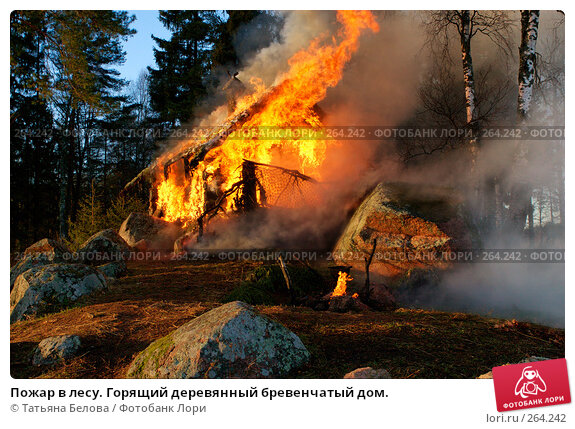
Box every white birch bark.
[517,11,540,121]
[460,11,478,125]
[458,11,479,171]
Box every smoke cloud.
[176,11,564,327]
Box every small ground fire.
[331,271,353,297]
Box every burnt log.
[237,160,259,212]
[148,185,159,216]
[361,238,377,301]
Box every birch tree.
[459,10,479,166]
[425,11,512,169]
[423,11,513,232]
[517,11,540,122]
[507,11,540,239]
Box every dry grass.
[10,260,565,379]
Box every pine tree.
[105,195,147,231]
[210,11,261,68]
[66,181,106,249]
[47,11,135,234]
[148,11,215,126]
[11,11,59,249]
[11,11,137,248]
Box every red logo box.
[492,358,571,412]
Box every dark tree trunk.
[67,109,78,223]
[59,100,76,238]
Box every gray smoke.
[187,11,565,327]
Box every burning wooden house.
[122,11,379,242]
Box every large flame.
[156,11,379,226]
[332,271,353,297]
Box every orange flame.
[332,271,353,297]
[156,11,379,227]
[157,165,205,225]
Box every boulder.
[10,264,107,323]
[127,301,310,379]
[367,283,396,310]
[333,182,475,278]
[97,260,127,280]
[344,367,392,379]
[119,212,181,250]
[77,229,131,264]
[23,238,71,258]
[10,239,71,290]
[32,335,81,366]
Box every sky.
[117,10,171,83]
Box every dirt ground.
[10,259,565,379]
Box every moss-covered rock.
[10,239,72,290]
[97,260,128,280]
[223,264,328,305]
[10,263,107,323]
[119,212,181,250]
[32,335,81,366]
[77,229,131,264]
[126,301,310,379]
[223,282,275,305]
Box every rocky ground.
[10,259,565,379]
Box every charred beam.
[238,160,259,212]
[361,238,377,302]
[196,180,243,242]
[148,185,159,216]
[183,158,191,178]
